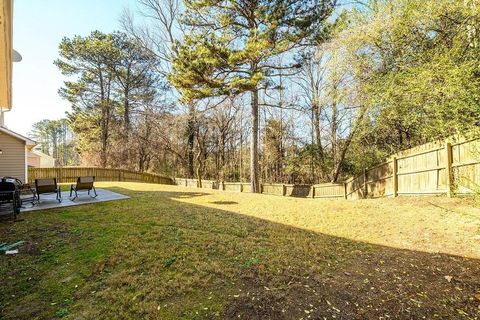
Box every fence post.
[363,168,368,199]
[445,142,453,197]
[282,184,286,196]
[392,156,398,197]
[344,182,347,199]
[311,185,315,198]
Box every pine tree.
[169,0,336,192]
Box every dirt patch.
[222,249,480,319]
[23,242,41,255]
[223,289,287,319]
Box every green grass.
[1,182,479,319]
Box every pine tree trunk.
[219,129,227,182]
[239,119,244,182]
[124,94,130,132]
[101,104,109,168]
[123,67,131,133]
[186,103,196,178]
[52,135,58,162]
[330,100,337,182]
[250,89,260,193]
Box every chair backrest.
[76,176,95,190]
[35,178,58,194]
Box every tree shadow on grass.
[0,186,479,320]
[209,201,239,205]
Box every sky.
[7,0,137,136]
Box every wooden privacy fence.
[29,137,478,199]
[28,167,174,185]
[174,136,480,199]
[344,137,480,199]
[173,178,349,199]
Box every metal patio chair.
[35,178,62,203]
[70,176,97,201]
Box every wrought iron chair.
[70,176,97,200]
[35,178,62,203]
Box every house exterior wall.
[27,153,40,167]
[39,154,55,167]
[27,151,56,168]
[0,130,26,182]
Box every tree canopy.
[49,0,480,184]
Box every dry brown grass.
[0,182,479,319]
[133,182,480,259]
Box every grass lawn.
[1,182,479,319]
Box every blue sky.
[7,0,137,135]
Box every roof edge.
[0,126,36,145]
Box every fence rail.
[28,167,174,185]
[173,136,480,199]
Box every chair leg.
[57,189,62,203]
[92,187,98,198]
[31,189,38,206]
[71,189,77,201]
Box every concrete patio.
[20,188,129,212]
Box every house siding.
[0,131,26,182]
[27,150,55,168]
[27,153,40,167]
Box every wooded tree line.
[52,0,480,189]
[30,119,78,166]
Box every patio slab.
[20,188,130,212]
